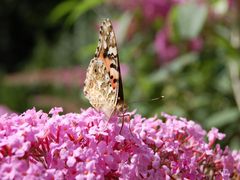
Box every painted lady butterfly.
[83,19,127,119]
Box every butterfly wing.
[84,19,124,118]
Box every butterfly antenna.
[119,96,164,135]
[128,96,165,104]
[151,96,165,101]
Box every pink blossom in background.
[154,28,179,63]
[114,0,207,64]
[0,105,13,116]
[189,37,203,52]
[0,107,239,179]
[142,0,172,20]
[228,0,233,7]
[120,0,186,21]
[4,67,86,88]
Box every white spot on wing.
[103,41,107,49]
[109,47,117,56]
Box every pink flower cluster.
[0,107,239,179]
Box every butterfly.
[83,19,127,119]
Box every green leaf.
[149,52,198,83]
[173,1,207,39]
[48,0,103,25]
[66,0,104,25]
[48,1,78,24]
[205,108,240,128]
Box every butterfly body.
[84,19,126,119]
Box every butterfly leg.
[119,113,133,136]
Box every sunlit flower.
[0,107,239,179]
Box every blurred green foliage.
[0,0,240,149]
